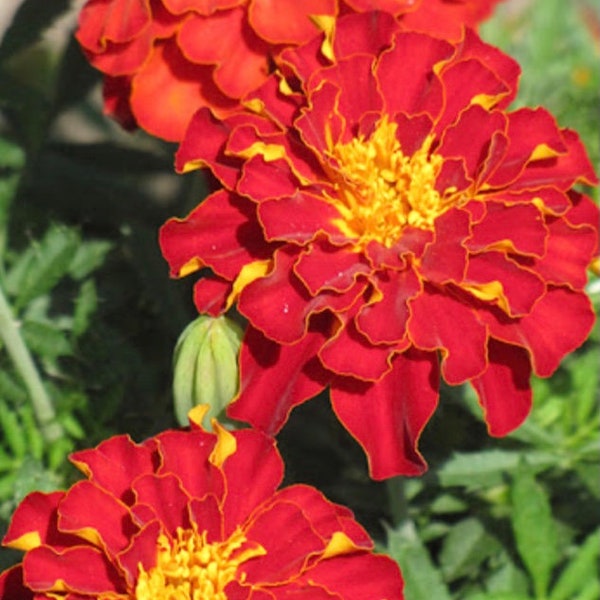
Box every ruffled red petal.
[164,0,244,14]
[83,33,153,75]
[257,192,344,244]
[228,324,330,434]
[155,429,224,500]
[297,550,404,600]
[160,190,274,281]
[467,201,548,257]
[219,430,284,536]
[376,31,452,118]
[486,108,569,188]
[319,317,397,381]
[465,251,545,317]
[116,520,163,589]
[57,482,137,556]
[239,156,304,201]
[248,0,336,45]
[522,216,597,290]
[69,434,156,504]
[438,105,507,182]
[268,485,371,549]
[400,0,499,38]
[131,41,237,142]
[471,339,532,436]
[356,268,420,345]
[102,75,137,130]
[408,288,488,384]
[331,349,439,479]
[434,59,511,134]
[480,287,595,377]
[193,276,231,316]
[187,495,224,543]
[76,0,151,51]
[418,208,471,284]
[23,546,125,596]
[239,247,368,344]
[294,239,371,295]
[242,501,325,583]
[3,492,67,550]
[0,565,32,600]
[178,8,270,97]
[131,473,192,534]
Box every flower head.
[76,0,505,141]
[0,406,403,598]
[160,13,599,479]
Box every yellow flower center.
[325,116,457,248]
[135,527,265,600]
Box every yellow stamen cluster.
[326,116,457,248]
[135,527,265,600]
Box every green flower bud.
[172,315,243,427]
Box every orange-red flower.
[0,406,403,599]
[76,0,505,141]
[160,13,599,479]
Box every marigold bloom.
[0,406,403,599]
[75,0,504,141]
[160,12,599,479]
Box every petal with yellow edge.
[1,415,402,597]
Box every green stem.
[386,476,409,526]
[0,283,63,443]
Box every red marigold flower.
[75,0,504,141]
[0,406,403,599]
[160,12,599,479]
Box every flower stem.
[0,284,63,443]
[386,476,409,526]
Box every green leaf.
[0,447,16,472]
[68,240,113,280]
[21,319,72,359]
[19,405,44,461]
[572,579,600,600]
[58,413,85,440]
[511,467,559,599]
[429,493,468,514]
[0,471,18,502]
[0,370,27,403]
[47,436,74,471]
[3,245,35,297]
[0,400,26,458]
[439,517,500,582]
[385,520,452,600]
[465,593,532,600]
[12,456,62,504]
[0,0,71,63]
[0,136,23,252]
[439,450,557,490]
[549,529,600,600]
[571,350,599,429]
[12,224,80,310]
[485,551,531,597]
[575,462,600,499]
[0,173,21,223]
[0,136,26,170]
[72,279,98,338]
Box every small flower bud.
[173,315,243,427]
